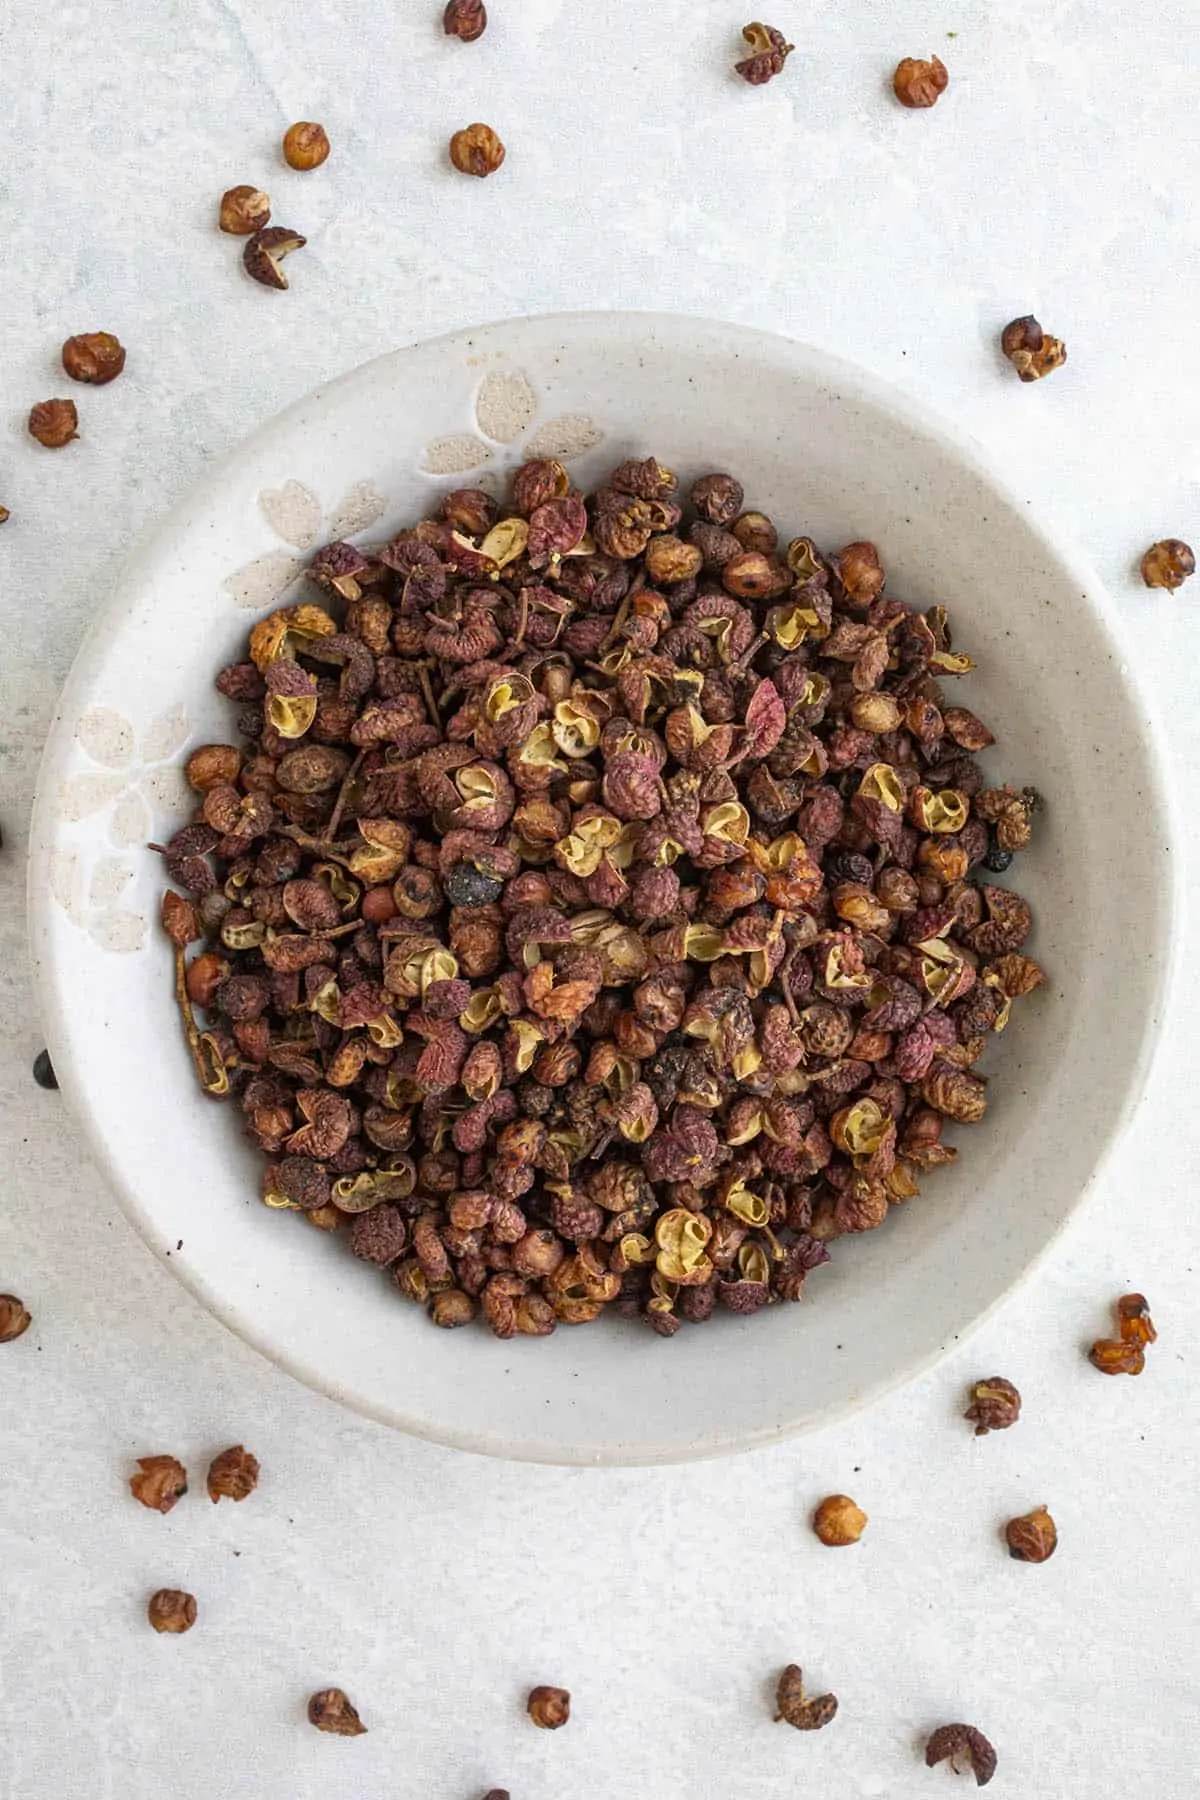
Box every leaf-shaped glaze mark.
[258,481,323,550]
[474,370,537,444]
[420,434,493,476]
[76,708,135,769]
[109,788,151,847]
[143,765,192,819]
[88,909,146,954]
[89,856,134,907]
[140,704,190,765]
[328,480,386,541]
[59,773,128,822]
[221,550,307,611]
[48,849,86,923]
[524,414,605,461]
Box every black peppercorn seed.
[984,837,1014,873]
[443,862,504,906]
[32,1049,58,1090]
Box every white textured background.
[2,2,1198,1795]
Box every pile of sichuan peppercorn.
[156,454,1044,1339]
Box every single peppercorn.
[206,1444,260,1502]
[1004,1503,1057,1563]
[964,1376,1021,1434]
[812,1493,868,1545]
[527,1685,570,1729]
[735,21,794,85]
[449,122,506,176]
[0,504,9,525]
[32,1049,58,1090]
[774,1664,838,1731]
[1000,315,1067,382]
[283,122,330,170]
[893,55,949,108]
[982,834,1013,874]
[0,1295,32,1342]
[219,185,271,235]
[61,332,126,385]
[1116,1292,1157,1347]
[1140,539,1195,592]
[242,227,307,290]
[129,1455,188,1514]
[28,400,78,448]
[148,1588,197,1634]
[444,0,487,39]
[924,1723,997,1787]
[308,1688,367,1736]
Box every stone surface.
[0,4,1196,1797]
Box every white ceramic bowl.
[29,313,1175,1465]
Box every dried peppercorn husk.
[159,457,1042,1339]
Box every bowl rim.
[27,310,1181,1464]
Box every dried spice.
[1140,539,1195,592]
[1089,1291,1155,1374]
[1000,316,1066,383]
[129,1455,188,1514]
[61,332,126,384]
[964,1376,1021,1435]
[219,185,271,234]
[449,123,506,176]
[924,1723,997,1786]
[527,1685,571,1729]
[0,505,9,525]
[206,1443,260,1502]
[812,1493,867,1545]
[243,227,307,289]
[148,1588,198,1633]
[735,22,794,85]
[1004,1503,1057,1562]
[308,1688,367,1736]
[444,0,487,39]
[160,458,1041,1340]
[283,122,331,170]
[774,1664,837,1731]
[28,400,78,448]
[0,1295,32,1342]
[893,55,949,108]
[32,1049,58,1090]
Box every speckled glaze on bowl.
[28,313,1176,1465]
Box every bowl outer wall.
[27,312,1177,1465]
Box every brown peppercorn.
[206,1444,260,1503]
[527,1685,570,1729]
[219,184,271,235]
[129,1454,188,1514]
[1000,315,1067,382]
[925,1723,997,1787]
[812,1493,868,1546]
[1140,538,1195,592]
[242,226,307,290]
[431,1288,476,1327]
[735,21,794,86]
[283,122,330,170]
[1004,1503,1057,1563]
[774,1664,838,1731]
[964,1376,1021,1435]
[0,504,9,525]
[308,1688,367,1736]
[449,122,506,176]
[0,1294,32,1342]
[1088,1337,1144,1376]
[444,0,487,39]
[893,55,949,108]
[1090,1291,1156,1372]
[147,1588,197,1634]
[28,399,79,448]
[61,332,126,385]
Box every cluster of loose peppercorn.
[156,451,1047,1340]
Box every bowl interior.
[28,314,1174,1464]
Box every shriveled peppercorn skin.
[160,453,1041,1338]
